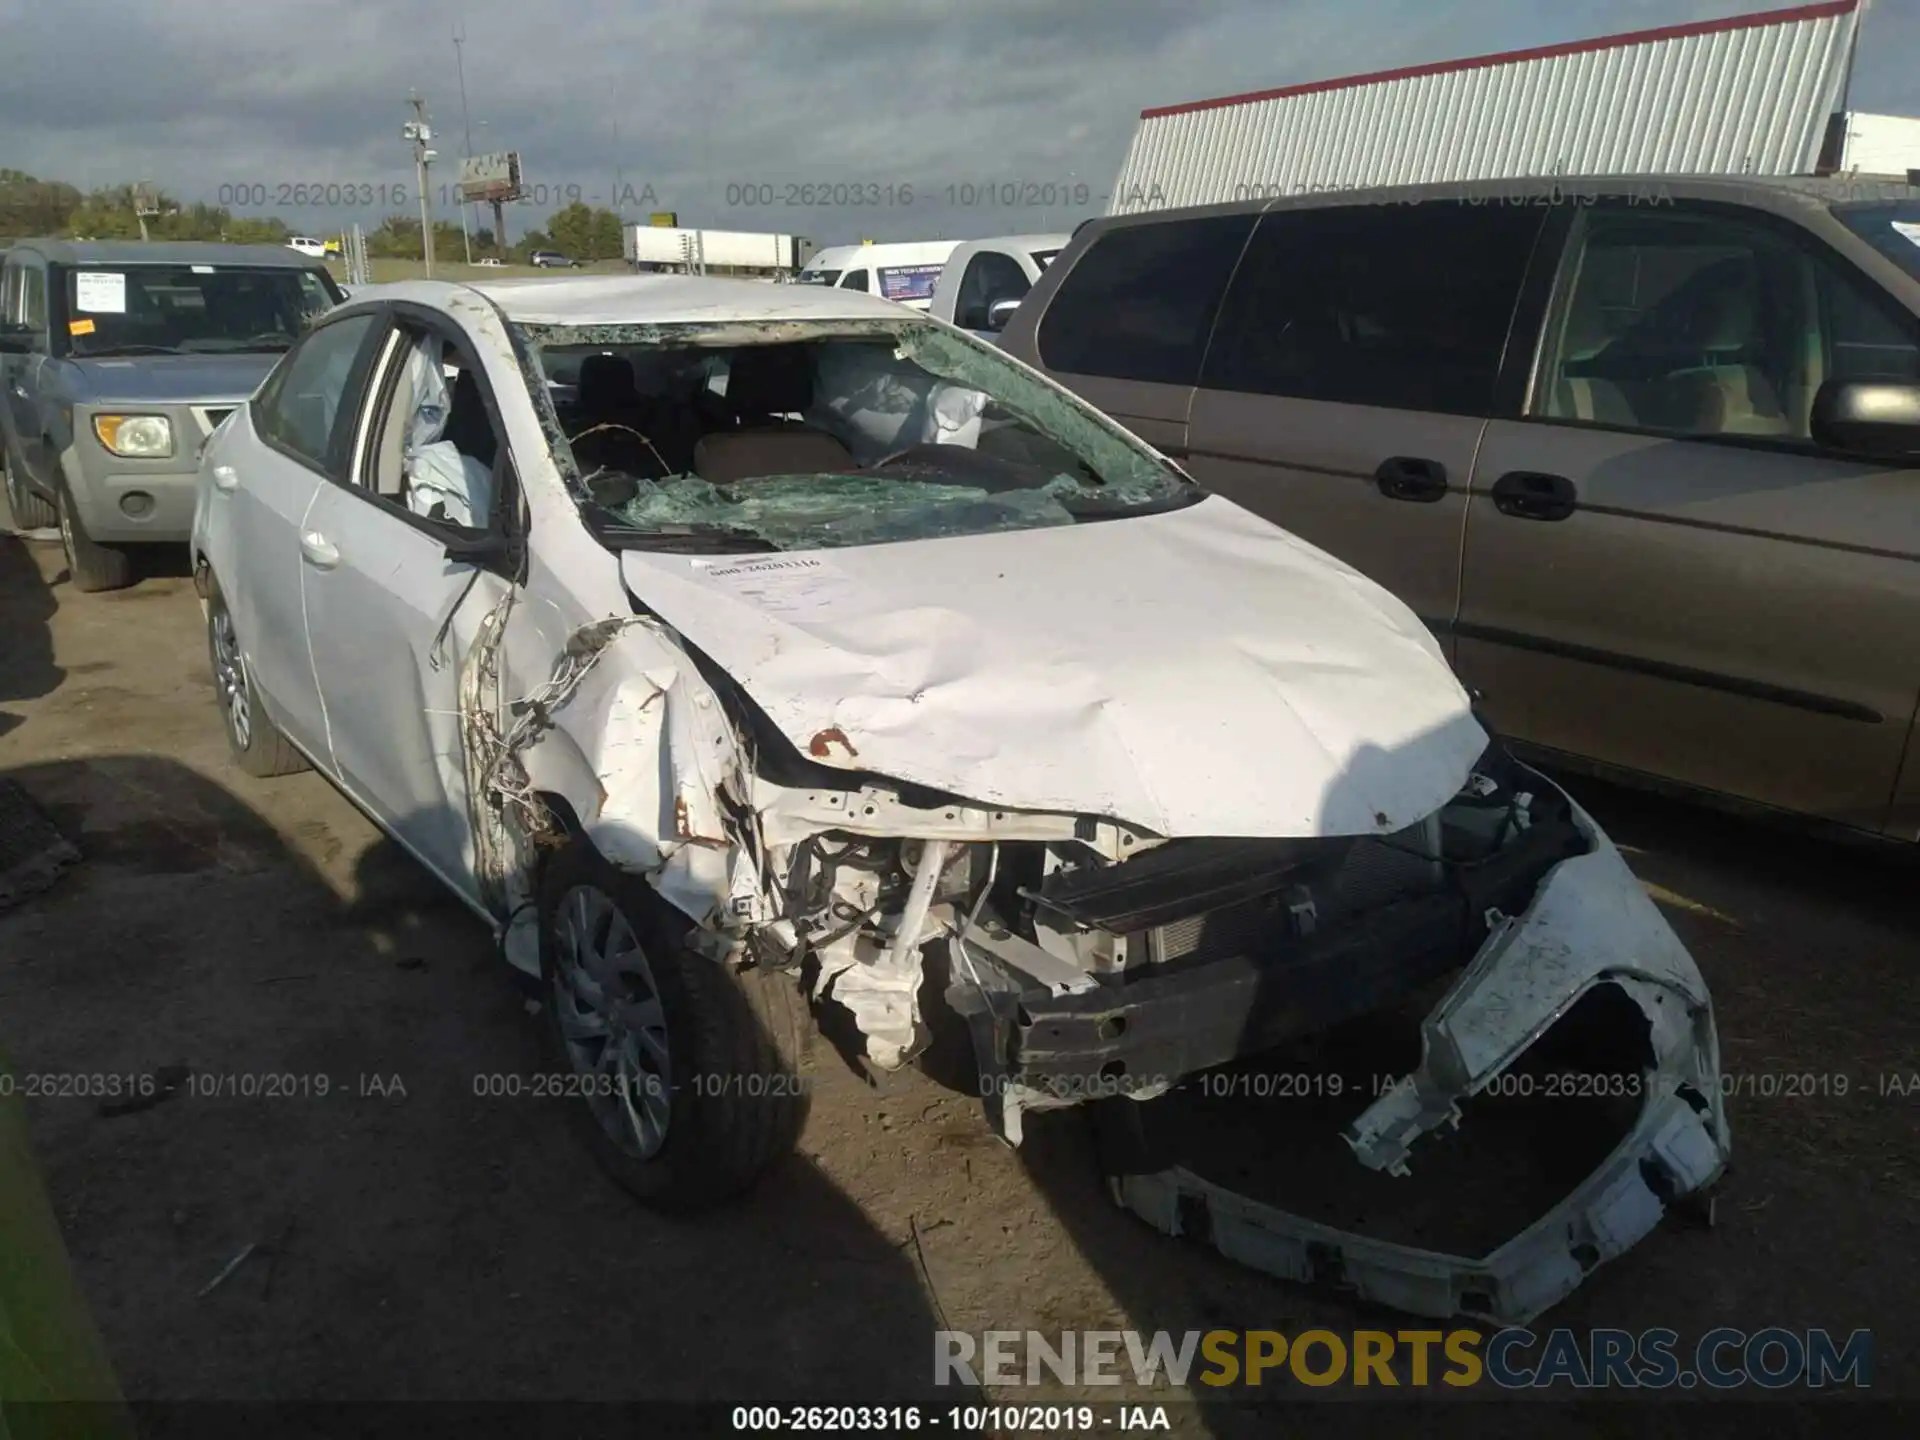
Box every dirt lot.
[2,508,1916,1429]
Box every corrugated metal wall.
[1110,3,1861,214]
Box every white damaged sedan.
[190,276,1728,1318]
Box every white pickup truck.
[926,233,1069,340]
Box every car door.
[1182,201,1550,647]
[1014,211,1255,461]
[1454,200,1920,834]
[217,308,383,759]
[300,309,520,905]
[2,257,53,488]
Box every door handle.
[9,384,26,400]
[1490,470,1577,522]
[211,464,238,492]
[1374,455,1448,503]
[299,530,340,569]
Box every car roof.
[345,274,920,327]
[1081,172,1920,232]
[947,233,1072,259]
[6,238,330,268]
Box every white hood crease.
[620,494,1486,838]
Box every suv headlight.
[93,414,174,458]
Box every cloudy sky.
[3,0,1915,245]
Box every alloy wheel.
[551,883,674,1159]
[210,604,253,751]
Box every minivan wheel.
[537,837,810,1213]
[2,441,57,532]
[205,583,307,777]
[55,478,132,592]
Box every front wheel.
[538,838,810,1212]
[56,479,132,592]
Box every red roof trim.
[1140,0,1859,119]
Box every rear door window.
[1200,203,1543,414]
[1036,213,1255,385]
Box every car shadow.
[0,534,61,739]
[0,755,965,1408]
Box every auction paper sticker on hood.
[689,555,876,621]
[74,272,127,314]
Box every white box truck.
[622,226,815,275]
[1818,112,1920,181]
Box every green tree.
[223,215,291,245]
[545,201,623,261]
[0,169,82,237]
[367,214,424,258]
[64,187,147,240]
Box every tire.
[2,438,57,532]
[55,477,132,592]
[205,581,308,778]
[537,837,811,1212]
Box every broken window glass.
[516,317,1199,553]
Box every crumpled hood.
[66,354,276,405]
[619,494,1486,838]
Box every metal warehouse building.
[1110,0,1869,214]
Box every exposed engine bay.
[744,725,1587,1142]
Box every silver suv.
[0,240,341,590]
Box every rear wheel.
[56,479,132,592]
[2,439,57,532]
[206,582,307,777]
[538,838,810,1212]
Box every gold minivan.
[1002,175,1920,842]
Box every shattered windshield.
[517,317,1198,553]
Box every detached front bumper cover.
[1110,807,1731,1328]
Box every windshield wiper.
[593,519,778,554]
[75,343,185,357]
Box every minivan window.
[1199,203,1542,415]
[1832,202,1920,283]
[799,270,842,287]
[1035,213,1254,386]
[1534,208,1920,439]
[839,269,869,293]
[3,261,47,337]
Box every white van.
[927,233,1070,339]
[795,240,961,311]
[285,237,328,259]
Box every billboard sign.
[457,151,522,204]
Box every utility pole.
[404,92,437,276]
[453,23,475,264]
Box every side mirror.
[0,329,31,355]
[984,298,1021,333]
[1810,379,1920,459]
